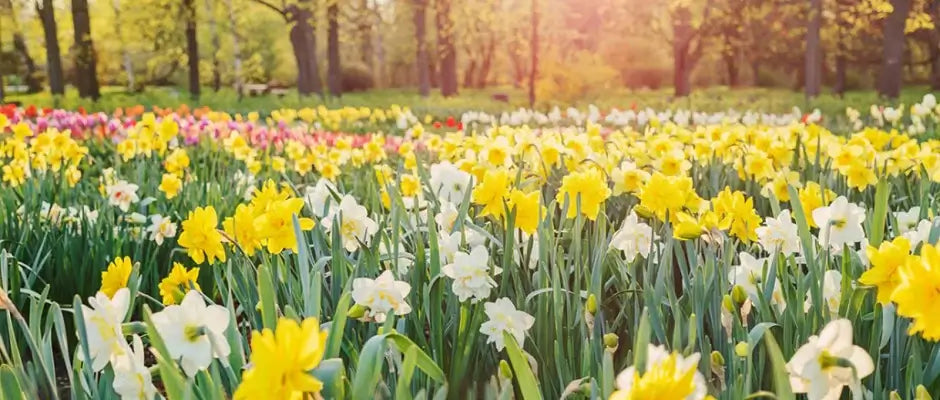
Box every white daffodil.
[787,319,874,400]
[479,297,535,351]
[429,161,472,204]
[351,270,412,323]
[324,195,379,252]
[610,212,653,263]
[81,288,131,371]
[728,252,787,312]
[443,245,498,303]
[894,206,921,234]
[804,269,842,316]
[757,210,801,256]
[106,180,140,212]
[111,334,157,400]
[903,218,937,248]
[437,230,462,265]
[146,214,177,245]
[305,178,339,218]
[812,196,866,251]
[613,344,708,400]
[150,291,231,377]
[435,201,460,233]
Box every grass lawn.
[4,85,936,118]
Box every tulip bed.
[1,97,940,400]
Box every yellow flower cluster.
[178,180,316,264]
[861,238,940,341]
[0,124,87,188]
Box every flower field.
[1,97,940,400]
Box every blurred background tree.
[0,0,937,105]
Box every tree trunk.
[463,60,477,88]
[672,7,693,97]
[226,0,243,97]
[37,0,64,95]
[724,53,738,87]
[436,0,458,97]
[359,0,372,70]
[834,55,847,96]
[206,0,221,91]
[804,0,822,98]
[183,0,200,99]
[372,6,386,88]
[429,52,439,88]
[878,0,910,98]
[476,38,495,88]
[750,59,760,86]
[71,0,100,99]
[327,1,342,97]
[528,0,538,106]
[287,3,323,96]
[12,33,43,93]
[413,0,430,96]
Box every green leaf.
[257,263,277,330]
[387,333,445,383]
[0,365,25,400]
[325,292,352,359]
[634,309,651,375]
[503,332,542,400]
[351,333,389,400]
[763,331,795,400]
[395,346,419,400]
[869,179,891,246]
[311,358,347,400]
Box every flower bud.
[731,285,748,305]
[734,342,749,358]
[347,304,367,319]
[586,294,597,315]
[603,333,619,349]
[916,385,932,400]
[710,350,725,367]
[499,360,513,380]
[722,295,734,313]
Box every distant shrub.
[342,63,375,92]
[621,68,669,90]
[536,51,619,105]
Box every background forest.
[0,0,938,108]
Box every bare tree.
[183,0,200,99]
[4,0,42,93]
[436,0,458,96]
[413,0,430,96]
[36,0,64,95]
[878,0,912,98]
[327,0,342,97]
[72,0,100,99]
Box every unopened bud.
[586,294,597,315]
[731,285,748,305]
[710,351,725,367]
[916,385,933,400]
[603,333,619,349]
[722,295,734,313]
[734,342,749,358]
[499,360,513,380]
[347,304,367,319]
